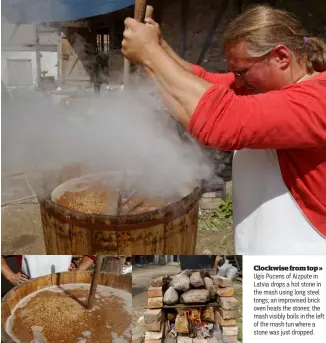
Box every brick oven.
[142,270,241,343]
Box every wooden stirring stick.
[87,255,104,309]
[145,5,154,19]
[124,1,152,87]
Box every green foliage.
[218,199,233,219]
[198,201,233,231]
[197,186,234,253]
[237,325,243,341]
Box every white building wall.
[40,51,58,79]
[1,50,57,87]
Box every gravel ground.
[1,173,45,254]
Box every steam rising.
[2,86,214,198]
[2,5,215,200]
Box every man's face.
[225,41,289,93]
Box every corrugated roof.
[2,0,134,23]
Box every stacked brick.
[212,276,240,343]
[144,278,165,343]
[140,274,241,343]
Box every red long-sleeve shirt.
[189,65,326,236]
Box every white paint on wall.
[1,50,58,87]
[40,51,58,79]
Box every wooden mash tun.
[1,270,132,343]
[124,0,154,86]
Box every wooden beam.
[101,34,104,51]
[6,23,20,44]
[196,0,229,65]
[57,29,62,86]
[110,19,116,50]
[33,22,42,89]
[180,0,189,58]
[235,0,243,13]
[60,20,89,28]
[152,0,163,24]
[2,44,57,52]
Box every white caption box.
[243,255,326,343]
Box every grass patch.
[199,185,233,230]
[234,281,243,342]
[198,209,233,231]
[196,184,234,254]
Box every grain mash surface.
[6,284,131,343]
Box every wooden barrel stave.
[40,185,202,254]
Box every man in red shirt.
[121,6,326,254]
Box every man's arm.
[162,40,238,87]
[147,49,326,149]
[122,18,212,126]
[145,18,235,87]
[144,18,193,72]
[144,45,212,125]
[161,40,193,72]
[145,66,190,127]
[1,256,29,285]
[122,19,326,150]
[77,256,95,271]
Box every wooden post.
[196,0,229,65]
[6,23,20,44]
[134,5,154,85]
[101,33,104,51]
[87,255,104,309]
[180,0,189,58]
[33,22,42,89]
[144,4,154,19]
[57,28,62,87]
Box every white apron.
[21,255,72,278]
[233,149,326,254]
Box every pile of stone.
[163,270,216,305]
[140,271,241,343]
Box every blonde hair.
[223,5,326,73]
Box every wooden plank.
[5,23,20,44]
[2,44,57,52]
[196,0,229,65]
[55,222,73,254]
[180,0,189,58]
[60,20,89,28]
[57,29,62,85]
[33,22,41,89]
